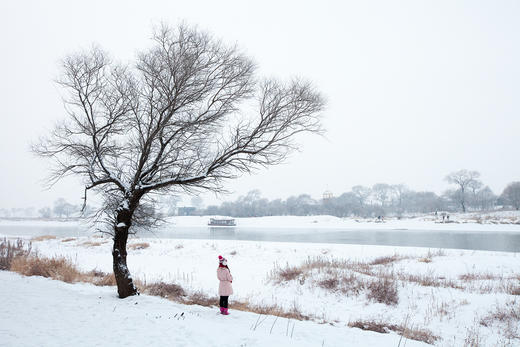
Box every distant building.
[323,190,333,200]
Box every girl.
[217,255,233,315]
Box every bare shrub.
[230,250,237,256]
[31,235,56,242]
[128,242,150,250]
[145,282,186,298]
[0,238,31,270]
[367,277,399,305]
[348,320,439,344]
[174,243,184,250]
[61,238,76,242]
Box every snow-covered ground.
[1,213,519,345]
[2,233,519,346]
[165,213,520,232]
[2,271,430,347]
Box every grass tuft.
[366,277,399,306]
[128,242,149,250]
[348,320,439,344]
[31,235,56,242]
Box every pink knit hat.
[218,255,226,264]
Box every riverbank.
[1,211,520,233]
[2,234,518,346]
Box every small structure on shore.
[208,217,236,226]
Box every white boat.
[208,217,236,226]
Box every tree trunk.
[112,207,138,298]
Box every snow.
[1,213,519,345]
[2,233,518,346]
[0,271,429,347]
[166,213,520,232]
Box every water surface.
[1,224,519,252]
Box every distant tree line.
[0,198,90,219]
[2,170,519,219]
[196,170,520,218]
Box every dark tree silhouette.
[34,24,324,298]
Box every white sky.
[1,0,519,209]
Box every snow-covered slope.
[0,271,429,347]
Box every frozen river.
[1,224,519,252]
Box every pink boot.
[223,308,229,315]
[219,307,224,314]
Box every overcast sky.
[1,0,519,209]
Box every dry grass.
[459,272,502,281]
[418,257,432,263]
[128,242,150,250]
[31,235,56,242]
[480,300,520,341]
[348,320,439,345]
[144,282,186,298]
[180,290,219,307]
[276,267,304,283]
[80,241,104,247]
[366,277,399,305]
[318,277,339,290]
[0,238,31,270]
[369,255,407,266]
[3,244,313,322]
[86,269,116,286]
[61,238,76,243]
[510,286,520,296]
[2,238,114,286]
[399,273,462,289]
[480,301,520,326]
[234,299,310,321]
[11,256,83,283]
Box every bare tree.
[351,185,371,207]
[34,24,324,298]
[501,182,520,210]
[475,186,496,211]
[444,170,481,212]
[372,183,392,208]
[391,184,408,216]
